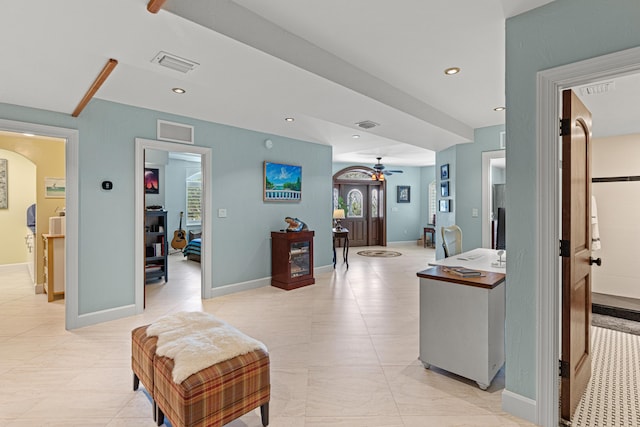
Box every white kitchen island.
[417,248,506,390]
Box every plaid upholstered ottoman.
[153,347,270,427]
[132,324,158,418]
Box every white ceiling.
[0,0,593,168]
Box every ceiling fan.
[371,157,403,181]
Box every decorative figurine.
[285,217,308,232]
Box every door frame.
[481,149,505,248]
[536,46,640,426]
[0,119,79,330]
[134,138,212,313]
[333,166,386,246]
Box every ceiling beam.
[147,0,167,14]
[72,58,118,118]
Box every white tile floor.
[0,244,535,426]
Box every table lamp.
[333,209,345,230]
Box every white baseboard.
[502,389,538,425]
[209,276,272,297]
[74,304,137,329]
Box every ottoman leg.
[133,373,140,391]
[156,405,164,426]
[261,402,269,426]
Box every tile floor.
[0,243,535,426]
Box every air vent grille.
[356,120,380,129]
[579,81,615,96]
[152,51,199,73]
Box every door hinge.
[560,118,571,136]
[560,239,570,257]
[559,360,569,378]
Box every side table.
[332,227,349,269]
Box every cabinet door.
[290,240,311,278]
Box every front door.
[342,184,368,246]
[560,89,593,422]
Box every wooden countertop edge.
[417,266,505,289]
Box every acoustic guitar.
[171,211,187,250]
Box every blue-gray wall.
[0,99,333,315]
[506,0,640,401]
[455,125,505,252]
[332,162,427,243]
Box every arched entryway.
[333,166,386,247]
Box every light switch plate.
[218,208,227,218]
[472,208,479,217]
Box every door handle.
[589,257,602,266]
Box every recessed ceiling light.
[22,133,35,137]
[284,117,295,122]
[172,87,186,94]
[352,134,360,139]
[494,106,506,111]
[444,67,461,75]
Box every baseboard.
[502,389,537,425]
[35,283,44,294]
[315,264,333,275]
[592,303,640,322]
[209,276,271,297]
[75,304,137,329]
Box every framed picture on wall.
[397,185,410,203]
[440,181,449,197]
[264,161,302,202]
[144,168,159,194]
[44,177,66,198]
[440,164,449,180]
[0,159,7,208]
[439,199,452,212]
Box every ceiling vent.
[157,120,194,144]
[579,81,615,96]
[356,120,380,130]
[152,51,199,73]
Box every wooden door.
[560,89,593,422]
[342,184,368,246]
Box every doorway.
[134,138,212,313]
[481,149,505,249]
[333,166,386,247]
[536,46,640,426]
[0,119,78,329]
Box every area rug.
[592,313,640,336]
[356,250,402,257]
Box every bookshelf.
[145,210,168,283]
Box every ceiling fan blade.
[388,170,403,173]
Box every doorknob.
[589,257,602,266]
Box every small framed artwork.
[397,185,410,203]
[440,164,449,180]
[0,159,7,208]
[439,199,452,212]
[440,181,449,197]
[264,161,302,202]
[144,168,160,194]
[44,177,66,198]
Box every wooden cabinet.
[145,210,168,283]
[271,230,314,290]
[43,234,65,302]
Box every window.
[347,189,363,217]
[186,170,201,225]
[428,180,436,223]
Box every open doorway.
[134,138,212,313]
[481,149,505,249]
[0,119,78,329]
[536,46,640,426]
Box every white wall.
[592,133,640,300]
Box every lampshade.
[332,209,345,219]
